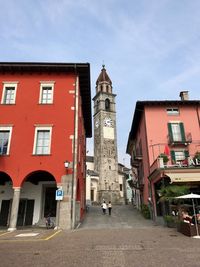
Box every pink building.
[127,91,200,220]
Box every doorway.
[91,189,94,201]
[44,187,57,217]
[0,200,11,226]
[17,199,34,226]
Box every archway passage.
[0,172,13,226]
[23,171,57,225]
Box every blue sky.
[1,0,200,166]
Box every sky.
[1,0,200,166]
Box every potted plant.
[193,151,200,164]
[164,215,177,228]
[159,153,169,164]
[158,184,189,227]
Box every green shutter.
[167,123,173,142]
[180,123,186,142]
[184,150,189,158]
[171,150,176,163]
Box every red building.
[0,62,92,230]
[127,92,200,221]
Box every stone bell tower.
[93,65,121,204]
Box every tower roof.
[96,65,112,85]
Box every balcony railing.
[150,155,200,174]
[168,132,192,146]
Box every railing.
[168,132,192,145]
[150,155,200,174]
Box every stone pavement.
[80,204,153,229]
[1,205,200,267]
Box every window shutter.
[167,123,173,142]
[171,150,176,163]
[179,123,186,142]
[184,150,189,158]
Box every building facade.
[93,66,122,204]
[127,91,200,220]
[0,62,92,230]
[86,156,129,204]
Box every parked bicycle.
[45,214,55,229]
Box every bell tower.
[93,65,121,204]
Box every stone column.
[8,187,21,231]
[56,174,72,230]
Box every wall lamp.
[64,160,70,168]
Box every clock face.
[95,119,99,128]
[104,117,113,127]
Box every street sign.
[55,189,64,200]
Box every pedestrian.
[108,201,112,215]
[101,201,107,215]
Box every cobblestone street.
[0,205,200,267]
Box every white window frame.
[33,126,52,155]
[171,123,182,142]
[39,82,55,104]
[174,151,185,162]
[166,107,179,115]
[1,82,18,104]
[0,126,13,155]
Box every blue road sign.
[55,189,64,200]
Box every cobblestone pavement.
[80,204,153,229]
[0,205,200,267]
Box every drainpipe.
[71,73,79,229]
[196,104,200,129]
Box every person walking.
[102,201,107,215]
[108,201,112,215]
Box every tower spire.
[96,65,112,93]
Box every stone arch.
[18,170,57,226]
[23,170,56,186]
[0,171,13,186]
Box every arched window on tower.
[105,98,110,111]
[96,100,99,112]
[106,85,109,93]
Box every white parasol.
[176,193,200,239]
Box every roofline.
[126,100,200,153]
[0,62,92,137]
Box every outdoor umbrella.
[176,193,200,239]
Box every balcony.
[128,180,144,191]
[130,148,143,167]
[168,132,192,146]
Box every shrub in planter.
[141,204,151,219]
[193,151,200,162]
[164,215,177,228]
[159,153,169,164]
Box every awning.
[166,172,200,183]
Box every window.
[105,98,110,110]
[1,83,17,104]
[0,127,12,155]
[168,122,186,142]
[166,108,179,115]
[120,184,123,191]
[171,150,189,163]
[39,82,54,104]
[33,127,52,155]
